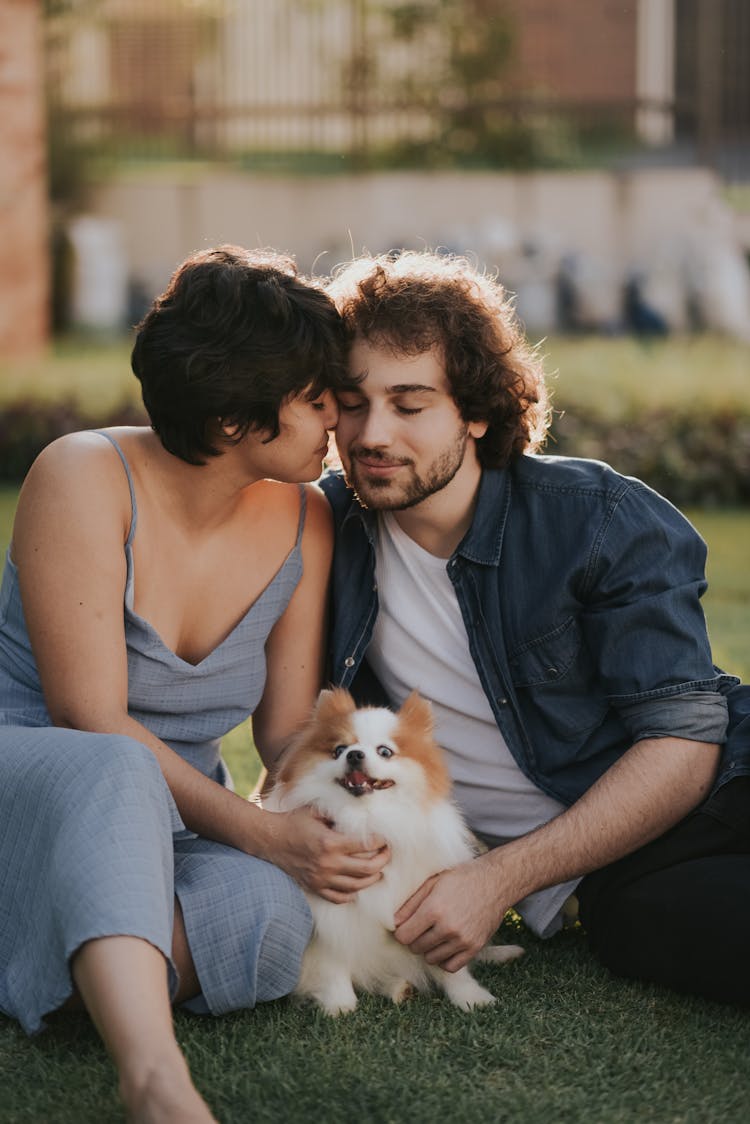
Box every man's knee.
[584,857,750,1006]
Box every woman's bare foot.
[119,1048,218,1124]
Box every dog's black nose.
[346,749,365,765]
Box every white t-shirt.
[367,512,580,936]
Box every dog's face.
[278,688,452,807]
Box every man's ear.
[468,419,489,440]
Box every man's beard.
[344,425,469,511]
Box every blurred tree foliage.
[355,0,618,170]
[550,407,750,508]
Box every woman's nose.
[321,390,339,428]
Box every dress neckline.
[123,540,298,670]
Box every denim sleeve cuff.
[617,691,729,745]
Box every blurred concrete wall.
[88,166,750,340]
[0,0,49,358]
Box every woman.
[0,246,388,1122]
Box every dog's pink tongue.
[348,771,369,786]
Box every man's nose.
[357,404,392,448]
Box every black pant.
[577,777,750,1006]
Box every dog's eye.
[376,745,393,758]
[332,744,348,759]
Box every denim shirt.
[321,455,750,806]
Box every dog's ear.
[315,687,356,721]
[397,690,434,737]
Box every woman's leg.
[72,935,216,1123]
[0,728,182,1032]
[1,727,218,1118]
[173,836,312,1016]
[62,897,200,1012]
[172,897,201,1003]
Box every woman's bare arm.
[12,437,386,900]
[251,483,334,772]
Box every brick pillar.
[0,0,49,358]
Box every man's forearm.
[482,736,721,907]
[393,736,721,971]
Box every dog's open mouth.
[337,771,395,797]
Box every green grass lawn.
[0,335,140,415]
[1,337,749,1122]
[3,936,750,1124]
[543,333,750,416]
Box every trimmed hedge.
[0,399,147,483]
[1,398,748,507]
[550,407,750,508]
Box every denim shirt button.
[344,657,355,668]
[497,696,508,706]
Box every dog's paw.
[429,965,498,1011]
[448,983,497,1011]
[311,983,359,1016]
[317,996,359,1016]
[389,979,417,1005]
[474,943,525,965]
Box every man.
[321,250,750,1005]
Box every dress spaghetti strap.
[94,431,138,547]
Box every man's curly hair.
[327,251,550,468]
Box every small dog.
[266,688,524,1015]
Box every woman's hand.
[261,806,390,903]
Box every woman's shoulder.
[234,482,333,572]
[239,480,331,527]
[13,430,143,553]
[26,427,146,482]
[302,482,334,541]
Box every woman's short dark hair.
[327,251,550,468]
[131,245,347,464]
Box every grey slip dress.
[0,431,312,1034]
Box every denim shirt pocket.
[509,616,609,740]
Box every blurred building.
[0,0,49,357]
[4,0,749,348]
[45,0,749,181]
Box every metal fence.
[45,0,750,183]
[46,0,446,164]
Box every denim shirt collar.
[455,468,511,567]
[341,496,377,545]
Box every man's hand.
[393,737,720,970]
[393,857,506,972]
